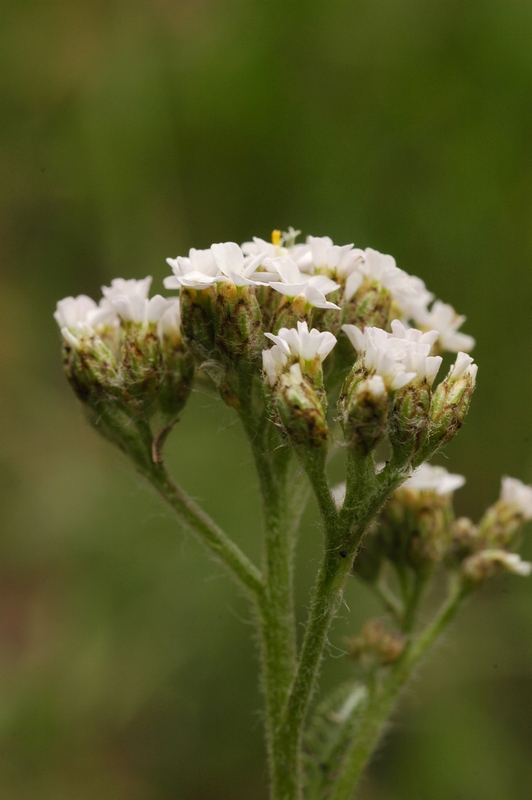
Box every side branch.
[143,461,264,598]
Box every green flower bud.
[343,279,392,330]
[388,380,431,461]
[425,352,477,453]
[214,282,264,364]
[180,285,217,360]
[274,364,329,449]
[61,327,120,408]
[120,323,162,406]
[338,367,389,455]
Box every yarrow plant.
[55,229,532,800]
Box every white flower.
[404,463,466,496]
[99,277,155,326]
[500,477,532,520]
[342,323,443,389]
[389,319,439,347]
[157,298,182,341]
[359,248,434,314]
[165,243,267,289]
[468,549,532,578]
[242,236,286,260]
[54,294,117,335]
[414,300,475,353]
[60,321,95,351]
[265,320,337,363]
[112,294,173,325]
[210,242,267,286]
[263,256,341,310]
[102,277,152,300]
[307,236,360,275]
[165,247,221,289]
[262,345,289,387]
[359,374,387,398]
[54,295,98,329]
[448,351,478,385]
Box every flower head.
[413,300,475,353]
[263,256,341,310]
[342,322,442,390]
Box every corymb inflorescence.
[54,228,532,800]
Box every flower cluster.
[54,227,529,583]
[350,465,532,582]
[54,278,193,448]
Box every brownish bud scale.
[343,280,391,330]
[120,324,162,405]
[345,619,405,667]
[389,380,431,461]
[180,285,217,360]
[275,365,329,449]
[62,333,120,408]
[270,295,308,334]
[214,283,264,364]
[338,365,389,455]
[423,354,477,456]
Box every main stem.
[271,454,409,799]
[239,397,299,797]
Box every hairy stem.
[239,393,299,798]
[143,460,265,597]
[329,579,466,800]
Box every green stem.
[143,460,264,598]
[329,580,466,800]
[271,458,407,799]
[238,395,298,798]
[95,403,264,598]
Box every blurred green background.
[1,1,532,797]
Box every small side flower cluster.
[54,278,193,438]
[349,465,532,586]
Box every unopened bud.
[346,619,405,667]
[61,326,120,406]
[343,280,391,330]
[462,548,532,586]
[275,363,329,449]
[475,476,532,550]
[156,303,194,419]
[338,368,389,455]
[180,285,217,360]
[427,352,477,450]
[389,380,431,460]
[214,283,263,363]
